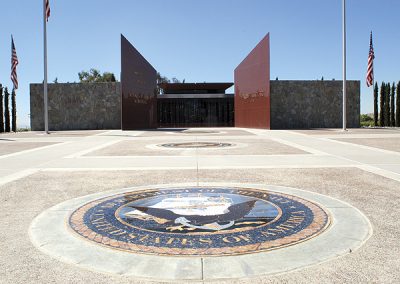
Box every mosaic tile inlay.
[160,142,232,148]
[69,187,330,256]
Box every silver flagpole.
[373,79,375,126]
[43,0,49,134]
[342,0,347,131]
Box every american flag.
[11,37,19,90]
[366,32,374,87]
[46,0,51,22]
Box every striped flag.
[46,0,51,21]
[11,36,19,90]
[366,32,374,87]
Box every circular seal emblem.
[160,142,232,148]
[69,187,330,256]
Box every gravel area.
[1,168,399,283]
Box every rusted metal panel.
[121,35,157,130]
[234,33,270,129]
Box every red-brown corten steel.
[121,35,157,130]
[234,33,270,129]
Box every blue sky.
[0,0,399,128]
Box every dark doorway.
[158,97,234,128]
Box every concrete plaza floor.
[1,127,400,283]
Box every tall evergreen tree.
[4,87,10,132]
[385,83,391,126]
[11,88,17,132]
[397,81,400,127]
[374,82,379,126]
[388,83,392,126]
[391,82,395,126]
[0,85,3,133]
[380,82,385,126]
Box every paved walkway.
[1,128,400,283]
[2,128,400,184]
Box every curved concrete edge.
[198,183,373,280]
[29,183,372,282]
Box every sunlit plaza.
[1,0,400,283]
[1,127,400,282]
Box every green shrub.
[360,114,373,122]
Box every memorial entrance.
[157,83,234,128]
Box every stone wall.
[270,80,360,129]
[30,83,121,131]
[30,81,360,130]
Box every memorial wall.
[234,33,270,129]
[270,80,360,129]
[30,82,121,131]
[30,80,360,130]
[121,35,157,130]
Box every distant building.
[30,33,360,131]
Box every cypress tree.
[0,85,3,133]
[11,88,17,132]
[387,84,390,126]
[391,82,395,126]
[4,87,10,132]
[374,82,379,126]
[380,82,385,126]
[386,83,391,126]
[397,81,400,127]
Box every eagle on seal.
[128,200,257,231]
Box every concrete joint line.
[93,130,117,136]
[356,165,400,183]
[322,137,400,157]
[36,165,358,172]
[40,167,198,171]
[266,137,327,155]
[64,140,122,158]
[314,144,400,183]
[0,169,39,186]
[0,141,71,160]
[283,136,400,183]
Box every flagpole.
[43,0,49,134]
[371,33,376,127]
[342,0,347,131]
[11,35,16,133]
[373,79,375,126]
